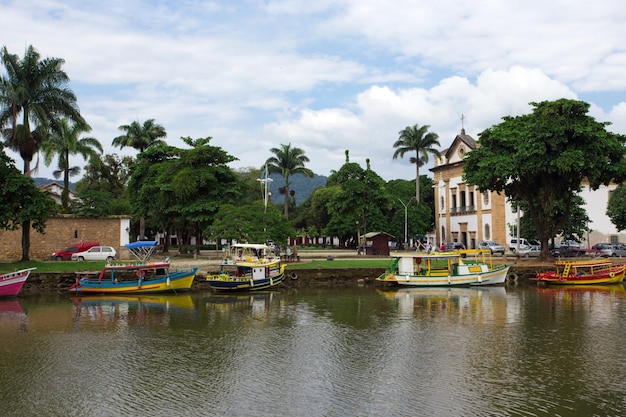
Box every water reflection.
[71,294,196,327]
[0,287,625,416]
[379,286,508,323]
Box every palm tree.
[41,119,103,210]
[392,124,442,203]
[112,118,167,239]
[265,143,313,218]
[112,119,167,152]
[0,45,86,261]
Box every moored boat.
[69,261,198,294]
[531,258,626,285]
[206,243,285,291]
[0,268,36,297]
[376,249,510,287]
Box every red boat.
[531,259,626,285]
[0,268,36,297]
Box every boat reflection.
[71,294,195,326]
[379,286,508,322]
[0,299,27,332]
[533,283,626,296]
[205,291,282,318]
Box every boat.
[69,241,198,294]
[376,249,510,287]
[206,243,285,291]
[531,258,626,285]
[0,268,36,297]
[69,261,198,294]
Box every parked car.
[445,242,466,251]
[52,241,100,261]
[478,241,505,255]
[509,238,530,253]
[71,246,117,261]
[518,245,541,258]
[560,239,581,249]
[592,243,626,257]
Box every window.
[483,191,490,205]
[484,224,491,240]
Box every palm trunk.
[284,186,289,218]
[415,163,420,203]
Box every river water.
[1,284,625,417]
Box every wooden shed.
[363,232,394,256]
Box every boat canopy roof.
[231,243,270,250]
[126,240,158,249]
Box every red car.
[52,241,99,261]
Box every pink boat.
[0,268,36,297]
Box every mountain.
[268,173,327,206]
[33,177,76,190]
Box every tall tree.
[0,45,86,261]
[265,143,313,218]
[0,149,56,237]
[464,99,626,260]
[41,118,103,210]
[392,124,442,202]
[112,118,167,238]
[112,118,167,152]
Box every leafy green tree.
[0,150,57,245]
[392,124,441,203]
[128,138,240,254]
[112,118,167,238]
[607,183,626,232]
[75,154,133,216]
[464,99,626,259]
[41,118,103,210]
[386,178,435,245]
[265,143,313,218]
[0,45,86,260]
[208,202,293,246]
[325,152,390,246]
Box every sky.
[2,0,626,182]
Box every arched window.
[484,224,491,240]
[440,196,445,212]
[483,191,490,205]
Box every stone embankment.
[19,250,558,293]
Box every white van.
[509,238,530,253]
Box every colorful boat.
[206,243,285,291]
[376,249,510,287]
[0,268,36,297]
[531,258,626,285]
[69,261,198,294]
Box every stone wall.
[0,216,130,261]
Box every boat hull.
[69,268,198,294]
[207,270,285,291]
[380,264,510,287]
[0,268,35,297]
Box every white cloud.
[2,0,626,182]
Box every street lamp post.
[398,199,408,249]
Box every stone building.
[0,215,131,261]
[431,128,625,250]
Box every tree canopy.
[265,143,313,218]
[0,150,56,237]
[393,124,441,203]
[607,184,626,232]
[464,98,626,259]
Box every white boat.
[376,249,510,287]
[206,243,285,291]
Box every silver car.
[478,241,505,255]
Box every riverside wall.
[19,264,544,294]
